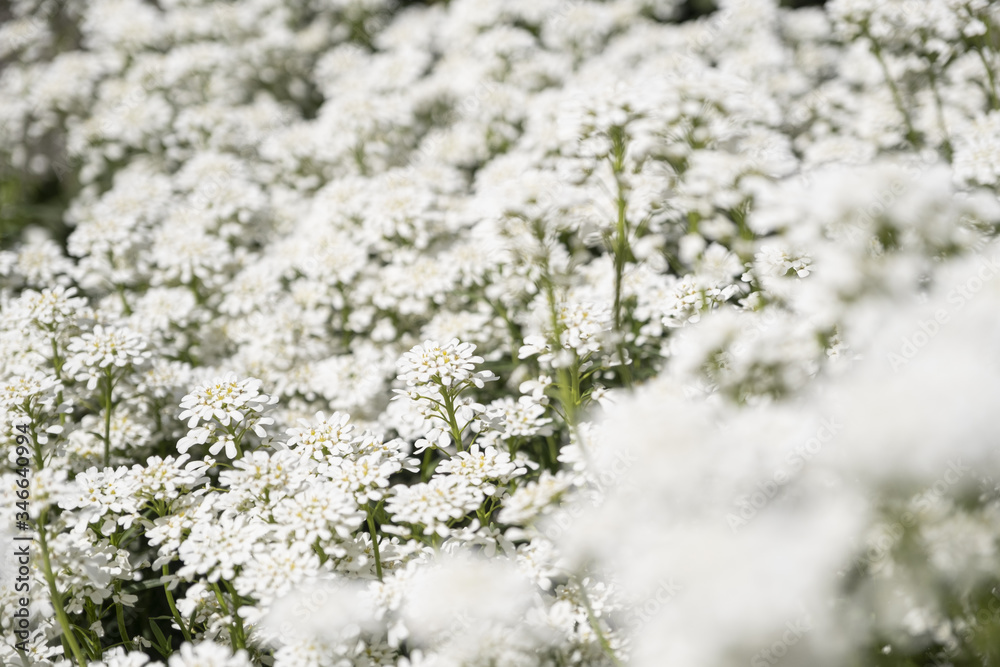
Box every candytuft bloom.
[397,338,498,388]
[178,374,275,429]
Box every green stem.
[24,412,44,470]
[75,623,101,661]
[163,565,193,642]
[211,582,243,650]
[488,296,522,362]
[610,126,630,339]
[116,283,132,316]
[578,578,622,667]
[439,388,465,451]
[545,435,559,471]
[866,33,920,147]
[974,19,999,110]
[975,47,999,110]
[114,581,132,651]
[102,368,114,468]
[612,201,634,387]
[188,276,207,307]
[420,448,435,482]
[366,506,384,581]
[544,281,577,428]
[340,300,351,349]
[608,126,635,388]
[222,581,247,649]
[49,337,68,427]
[926,68,954,161]
[38,513,88,667]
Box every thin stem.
[608,126,634,388]
[610,126,629,337]
[975,45,999,110]
[211,582,243,650]
[162,565,193,643]
[488,296,523,362]
[24,411,44,470]
[38,513,88,667]
[546,435,559,471]
[578,578,622,667]
[366,506,384,581]
[927,68,954,161]
[866,32,920,147]
[76,623,101,661]
[49,337,68,427]
[102,368,114,468]
[974,19,999,110]
[544,281,576,427]
[439,388,465,451]
[420,448,435,482]
[116,283,132,316]
[114,581,132,651]
[222,581,247,649]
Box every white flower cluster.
[63,325,150,390]
[0,0,999,665]
[397,339,497,389]
[394,339,498,453]
[177,375,277,459]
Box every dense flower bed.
[1,0,1000,665]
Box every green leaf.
[148,618,172,658]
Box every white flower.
[435,444,529,492]
[400,552,535,642]
[177,424,214,455]
[128,454,207,501]
[63,325,150,388]
[178,374,274,429]
[233,541,322,605]
[484,397,553,440]
[385,476,485,537]
[176,515,270,583]
[271,480,366,548]
[518,335,551,361]
[518,375,552,401]
[320,452,401,503]
[498,471,573,525]
[208,433,239,460]
[556,302,611,356]
[0,371,61,409]
[13,285,89,328]
[284,411,357,459]
[167,642,253,667]
[397,338,498,388]
[953,111,1000,187]
[753,245,812,279]
[90,647,160,667]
